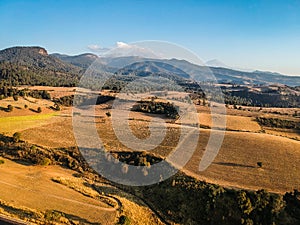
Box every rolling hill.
[0,46,81,86]
[1,46,300,87]
[116,61,191,79]
[51,53,98,69]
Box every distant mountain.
[99,56,136,68]
[116,61,190,79]
[0,47,79,71]
[0,46,81,86]
[103,56,300,86]
[51,53,98,69]
[209,67,300,86]
[0,46,299,87]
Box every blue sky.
[1,0,300,75]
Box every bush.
[54,104,60,111]
[44,210,64,221]
[39,157,51,166]
[7,105,13,112]
[12,132,21,142]
[117,215,131,225]
[0,159,4,165]
[13,95,18,101]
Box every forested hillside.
[0,47,82,86]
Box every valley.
[0,46,299,224]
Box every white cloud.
[87,44,102,51]
[116,42,131,48]
[102,41,160,58]
[87,42,162,58]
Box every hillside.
[0,47,81,86]
[51,53,98,69]
[85,56,300,86]
[0,46,300,89]
[116,61,191,79]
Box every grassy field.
[0,113,57,134]
[10,98,298,194]
[1,88,299,224]
[0,157,164,224]
[91,104,300,194]
[198,112,262,131]
[0,157,117,224]
[5,97,297,194]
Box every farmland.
[0,86,299,224]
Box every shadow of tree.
[213,161,256,168]
[46,210,100,225]
[0,106,9,112]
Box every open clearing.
[1,89,299,195]
[0,158,117,224]
[0,113,57,134]
[10,102,299,194]
[0,157,164,225]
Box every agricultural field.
[0,157,118,224]
[0,86,299,224]
[2,88,298,194]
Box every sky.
[1,0,300,75]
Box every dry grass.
[0,96,54,117]
[18,86,76,98]
[264,128,299,140]
[21,115,76,148]
[93,108,300,194]
[198,113,261,132]
[118,196,165,225]
[185,130,300,194]
[0,157,117,224]
[1,88,299,196]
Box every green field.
[0,113,57,134]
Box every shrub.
[13,95,18,101]
[7,105,13,112]
[0,159,4,165]
[106,111,111,117]
[257,162,263,168]
[13,132,21,142]
[44,210,64,221]
[24,104,28,109]
[54,104,60,111]
[39,157,51,166]
[117,215,131,225]
[37,107,42,113]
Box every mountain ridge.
[0,46,81,86]
[0,46,300,87]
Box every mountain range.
[0,46,299,87]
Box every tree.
[117,215,131,225]
[24,104,28,109]
[13,94,18,101]
[54,104,60,111]
[37,107,42,113]
[13,132,21,142]
[7,104,13,112]
[106,111,111,117]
